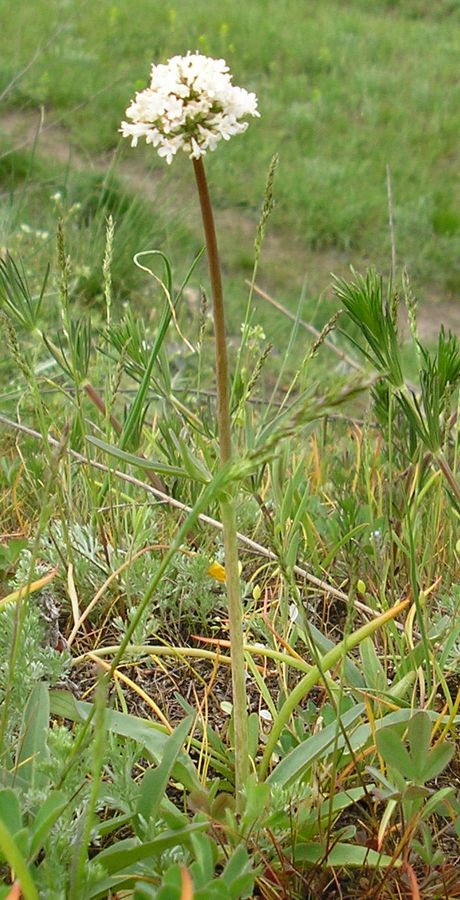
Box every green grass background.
[1,0,460,320]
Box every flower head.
[120,53,259,163]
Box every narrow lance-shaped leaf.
[15,683,50,791]
[136,717,193,834]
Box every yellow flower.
[208,561,226,583]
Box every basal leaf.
[376,727,413,780]
[88,436,188,478]
[50,691,201,793]
[136,717,193,834]
[294,840,401,868]
[15,684,50,791]
[29,791,68,859]
[0,790,22,837]
[268,704,364,788]
[93,822,207,875]
[419,742,455,784]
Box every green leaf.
[0,767,29,793]
[0,790,22,837]
[297,621,364,689]
[294,841,401,868]
[49,691,201,793]
[174,433,211,483]
[375,726,413,780]
[227,873,256,900]
[347,707,445,755]
[406,711,454,783]
[334,269,403,388]
[15,683,50,791]
[419,787,455,822]
[134,883,160,899]
[321,522,369,571]
[0,254,48,331]
[94,812,133,839]
[386,670,416,702]
[193,878,231,900]
[407,711,431,778]
[221,845,249,885]
[29,791,68,859]
[247,712,260,762]
[195,886,231,900]
[241,777,270,832]
[418,742,455,784]
[108,245,202,461]
[136,717,193,834]
[366,765,400,798]
[268,704,365,788]
[360,638,387,693]
[376,712,454,786]
[0,819,38,900]
[88,436,189,479]
[221,845,255,898]
[153,862,182,899]
[297,787,367,840]
[190,832,218,887]
[93,822,207,875]
[174,696,229,762]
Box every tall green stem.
[192,157,249,802]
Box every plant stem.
[434,451,460,506]
[192,156,249,802]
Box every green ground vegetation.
[1,2,460,897]
[1,0,460,309]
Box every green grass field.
[1,3,460,897]
[2,0,460,309]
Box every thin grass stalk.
[248,280,362,373]
[231,154,278,407]
[0,821,39,900]
[386,388,398,607]
[192,156,249,802]
[406,513,432,695]
[73,642,317,675]
[433,450,460,506]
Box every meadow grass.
[1,218,460,894]
[1,3,460,897]
[1,0,460,302]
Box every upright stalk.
[192,157,249,801]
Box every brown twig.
[246,279,363,372]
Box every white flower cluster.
[120,53,259,163]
